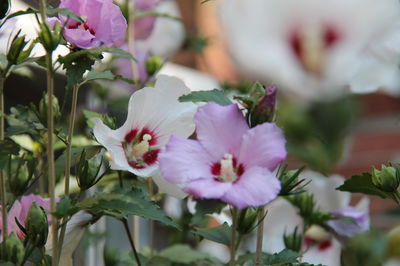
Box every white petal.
[152,171,187,199]
[302,238,342,266]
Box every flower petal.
[63,28,96,49]
[222,166,281,209]
[238,122,286,171]
[195,103,248,160]
[152,171,187,199]
[183,178,232,199]
[158,135,213,184]
[119,75,197,146]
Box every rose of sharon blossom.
[50,0,127,48]
[219,0,400,100]
[92,75,197,177]
[327,206,370,237]
[158,102,286,209]
[134,0,162,40]
[0,194,52,239]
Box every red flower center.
[211,154,245,183]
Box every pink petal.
[135,16,157,40]
[238,122,286,171]
[222,166,281,209]
[183,178,232,199]
[158,135,213,184]
[63,28,96,48]
[195,103,249,160]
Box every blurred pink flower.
[0,194,53,239]
[327,206,370,237]
[52,0,127,48]
[134,0,162,40]
[159,102,286,209]
[92,75,197,177]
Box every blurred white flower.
[219,0,400,101]
[92,75,196,177]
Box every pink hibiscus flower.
[159,102,287,209]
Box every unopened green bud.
[146,55,163,76]
[236,208,259,235]
[284,227,303,252]
[0,233,25,265]
[38,22,60,53]
[77,151,103,190]
[9,161,29,197]
[372,165,400,193]
[39,93,61,126]
[7,30,34,65]
[26,203,48,247]
[250,85,277,126]
[388,225,400,258]
[290,193,314,218]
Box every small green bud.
[372,165,400,192]
[145,55,163,76]
[0,233,25,265]
[9,161,30,197]
[236,208,259,235]
[278,167,306,196]
[388,225,400,258]
[39,93,61,126]
[38,22,61,53]
[26,203,49,247]
[284,227,303,252]
[77,151,103,190]
[250,85,277,126]
[7,30,34,65]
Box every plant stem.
[229,207,238,266]
[127,0,139,81]
[255,207,265,265]
[122,218,142,266]
[148,178,154,255]
[39,1,57,265]
[0,76,7,246]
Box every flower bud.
[7,30,34,65]
[38,22,61,53]
[236,208,259,235]
[39,93,61,126]
[9,160,30,197]
[146,55,163,76]
[284,227,303,252]
[388,225,400,258]
[77,151,103,190]
[250,85,277,125]
[0,233,25,265]
[372,165,400,192]
[25,203,49,247]
[304,225,331,247]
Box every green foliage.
[179,89,232,106]
[84,70,116,83]
[53,197,79,219]
[186,35,209,53]
[6,105,45,137]
[192,223,231,246]
[26,203,48,247]
[0,8,37,28]
[58,47,134,89]
[157,244,221,265]
[284,227,303,253]
[0,139,20,170]
[337,173,393,199]
[0,233,24,265]
[341,231,387,266]
[236,249,324,265]
[278,165,308,196]
[76,150,107,190]
[83,110,116,129]
[371,165,400,193]
[54,145,101,178]
[6,30,35,66]
[236,208,259,235]
[279,96,356,174]
[78,187,179,228]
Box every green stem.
[229,207,238,266]
[39,1,57,264]
[0,76,7,247]
[122,218,142,266]
[148,178,154,256]
[126,1,139,80]
[255,207,265,265]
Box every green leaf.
[54,145,101,177]
[261,250,299,265]
[77,188,179,229]
[0,8,38,28]
[6,105,45,137]
[336,173,392,199]
[53,197,79,219]
[46,8,84,23]
[0,0,10,20]
[82,110,115,129]
[0,139,19,169]
[192,223,231,246]
[158,244,221,264]
[84,70,115,83]
[179,89,232,106]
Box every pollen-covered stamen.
[131,134,152,157]
[304,225,332,251]
[212,154,244,183]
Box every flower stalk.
[255,207,265,265]
[0,76,7,246]
[229,207,238,266]
[39,0,57,264]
